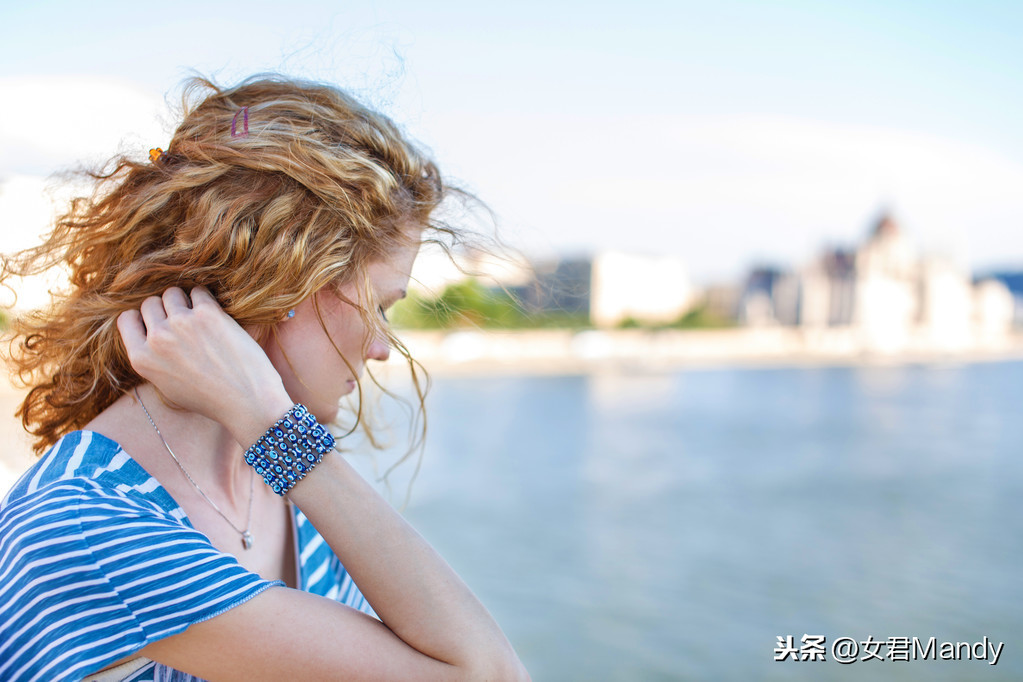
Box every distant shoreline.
[391,327,1023,376]
[4,327,1021,480]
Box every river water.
[388,361,1022,681]
[1,361,1017,680]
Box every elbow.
[494,655,531,682]
[461,648,530,682]
[508,659,532,682]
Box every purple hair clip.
[231,106,249,138]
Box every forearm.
[288,452,525,679]
[220,392,524,678]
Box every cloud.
[429,112,1023,278]
[0,76,169,309]
[0,75,167,176]
[4,83,1022,290]
[0,175,77,309]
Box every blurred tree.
[667,304,733,329]
[390,279,590,330]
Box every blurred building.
[977,270,1023,327]
[519,256,593,318]
[519,251,694,327]
[973,279,1016,340]
[703,283,743,322]
[739,211,1014,351]
[737,267,782,327]
[590,252,693,327]
[807,248,857,327]
[409,246,534,296]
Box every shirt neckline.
[76,429,302,587]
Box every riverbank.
[393,327,1023,376]
[4,327,1022,488]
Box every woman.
[0,76,528,681]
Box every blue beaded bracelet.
[243,404,335,495]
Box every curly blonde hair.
[3,74,450,455]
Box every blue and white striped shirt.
[0,431,373,681]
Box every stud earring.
[286,309,295,319]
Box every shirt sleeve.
[0,481,282,682]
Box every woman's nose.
[366,337,391,362]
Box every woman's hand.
[117,286,293,444]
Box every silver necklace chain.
[134,387,255,550]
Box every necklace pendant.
[241,531,254,550]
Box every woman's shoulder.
[1,430,184,521]
[0,431,282,681]
[0,430,191,579]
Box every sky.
[1,0,1022,288]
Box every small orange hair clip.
[149,148,165,164]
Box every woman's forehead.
[368,240,420,283]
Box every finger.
[162,287,192,313]
[189,285,220,311]
[117,310,148,357]
[139,295,168,327]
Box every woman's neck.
[86,384,252,506]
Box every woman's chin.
[309,403,340,426]
[305,382,357,424]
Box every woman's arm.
[118,287,529,681]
